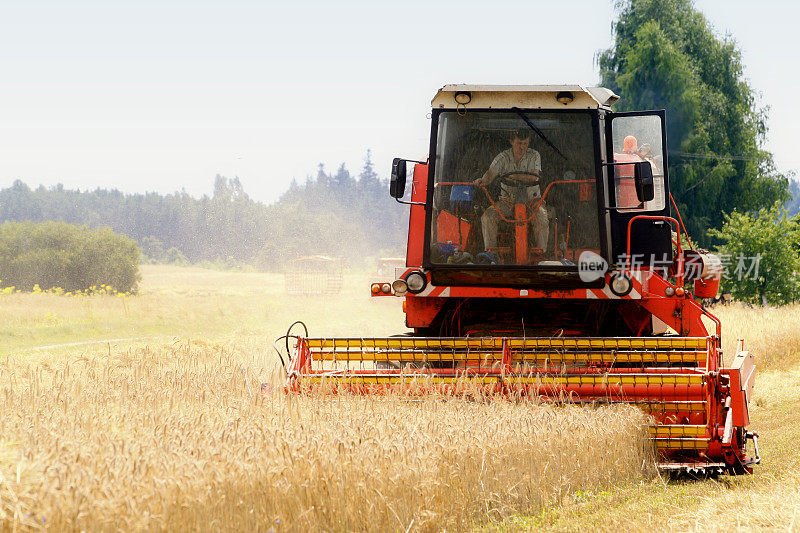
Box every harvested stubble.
[1,341,655,531]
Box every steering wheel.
[490,170,544,210]
[494,170,541,188]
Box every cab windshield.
[430,110,600,267]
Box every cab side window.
[610,115,666,212]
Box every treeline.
[0,152,408,270]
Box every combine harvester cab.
[278,85,759,476]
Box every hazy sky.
[1,0,797,204]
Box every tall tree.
[358,149,379,186]
[315,163,330,187]
[333,163,353,191]
[0,180,41,221]
[787,180,800,217]
[598,0,789,243]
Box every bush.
[709,205,800,306]
[0,221,140,293]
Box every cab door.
[604,110,672,270]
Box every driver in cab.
[473,129,549,254]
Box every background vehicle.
[375,257,405,278]
[284,255,343,295]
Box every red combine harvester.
[278,85,759,475]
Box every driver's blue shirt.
[489,148,542,203]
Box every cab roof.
[432,84,619,110]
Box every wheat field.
[0,266,656,531]
[0,342,654,531]
[2,266,800,531]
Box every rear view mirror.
[390,158,407,199]
[633,161,655,202]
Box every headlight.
[392,279,408,295]
[405,271,427,294]
[381,283,391,294]
[609,272,633,297]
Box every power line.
[668,150,759,162]
[668,149,799,193]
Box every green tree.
[598,0,789,243]
[708,205,800,306]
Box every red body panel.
[406,163,428,267]
[405,295,446,329]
